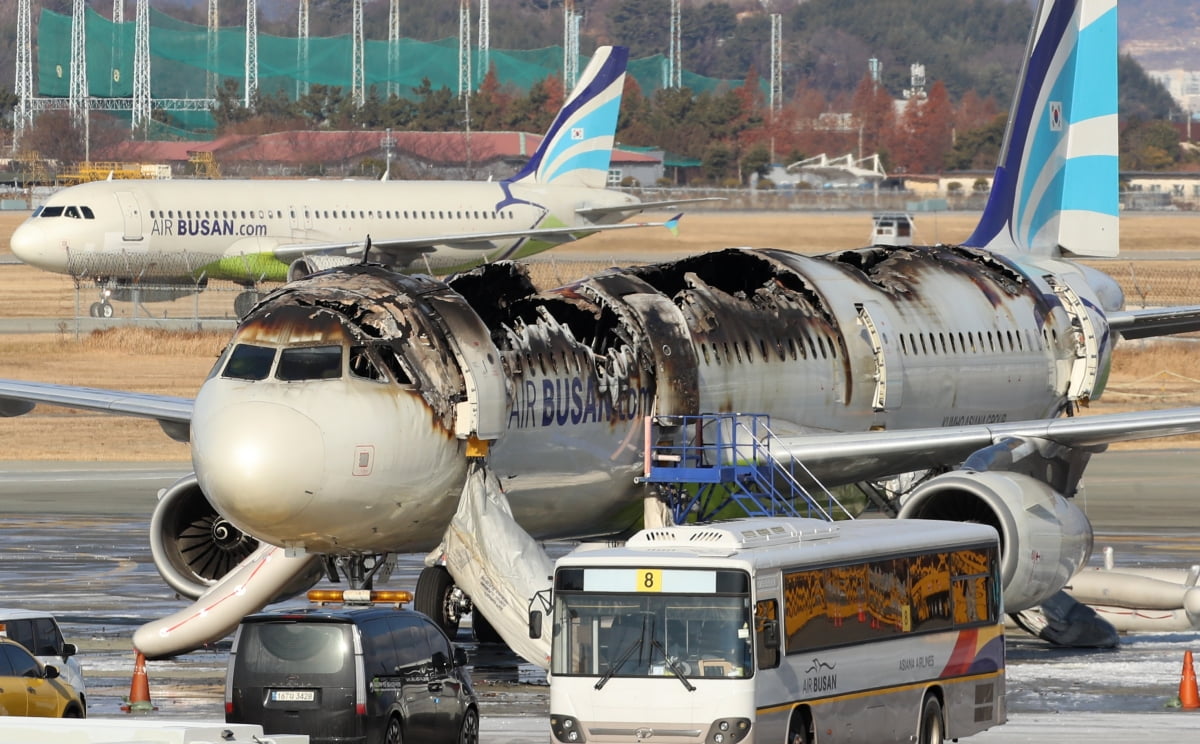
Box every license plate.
[272,689,315,702]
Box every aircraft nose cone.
[192,400,326,538]
[9,222,61,271]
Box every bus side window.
[755,599,780,670]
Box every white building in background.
[1147,69,1200,117]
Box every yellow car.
[0,637,84,717]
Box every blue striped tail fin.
[505,46,629,189]
[963,0,1118,257]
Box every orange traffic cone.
[120,651,158,713]
[1180,650,1200,710]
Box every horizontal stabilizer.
[1107,306,1200,340]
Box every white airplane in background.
[5,0,1200,661]
[9,46,689,318]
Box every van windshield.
[237,622,353,684]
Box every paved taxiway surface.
[1,451,1199,741]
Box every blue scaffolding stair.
[635,413,854,525]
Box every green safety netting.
[36,7,745,136]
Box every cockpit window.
[81,206,95,219]
[223,344,276,380]
[65,206,80,218]
[277,345,343,381]
[39,206,64,218]
[349,346,385,382]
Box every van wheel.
[919,695,944,744]
[384,714,404,744]
[415,566,461,637]
[458,707,479,744]
[62,705,83,718]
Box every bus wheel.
[786,707,815,744]
[918,695,944,744]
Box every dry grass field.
[0,208,1199,461]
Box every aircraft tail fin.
[962,0,1118,258]
[505,46,629,189]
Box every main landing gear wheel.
[471,610,503,645]
[415,565,465,638]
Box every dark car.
[225,606,478,744]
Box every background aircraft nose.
[9,222,64,271]
[192,401,326,537]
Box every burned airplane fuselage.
[188,245,1114,554]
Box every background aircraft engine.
[895,471,1093,612]
[287,255,360,282]
[149,473,323,601]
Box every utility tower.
[297,0,310,98]
[478,0,490,82]
[668,0,681,88]
[458,0,472,97]
[563,0,579,89]
[244,0,258,107]
[14,0,32,143]
[769,13,782,112]
[207,0,218,99]
[388,0,400,98]
[133,0,151,131]
[352,0,365,107]
[70,0,89,128]
[113,0,123,24]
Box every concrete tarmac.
[0,451,1199,741]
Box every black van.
[225,606,478,744]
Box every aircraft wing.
[270,215,682,264]
[0,380,193,443]
[576,197,724,220]
[771,407,1200,485]
[1107,306,1200,340]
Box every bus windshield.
[551,590,753,681]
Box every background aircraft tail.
[505,46,629,190]
[962,0,1118,257]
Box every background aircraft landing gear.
[415,565,472,638]
[89,301,114,318]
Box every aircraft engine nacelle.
[150,473,322,600]
[896,471,1093,612]
[288,255,360,282]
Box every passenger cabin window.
[276,345,343,381]
[223,344,276,380]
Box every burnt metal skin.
[186,244,1110,561]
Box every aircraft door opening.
[114,191,143,241]
[856,301,904,412]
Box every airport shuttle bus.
[538,517,1004,744]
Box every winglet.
[504,46,629,189]
[962,0,1118,258]
[664,213,683,237]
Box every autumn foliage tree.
[893,80,954,173]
